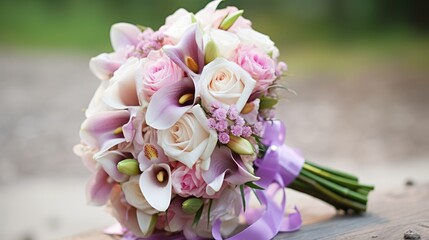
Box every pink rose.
[136,50,184,102]
[171,163,207,198]
[232,45,276,92]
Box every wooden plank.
[65,183,429,240]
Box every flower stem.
[289,162,374,213]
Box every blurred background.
[1,0,428,239]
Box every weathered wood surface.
[65,183,429,240]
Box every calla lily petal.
[139,163,172,212]
[102,58,140,109]
[110,185,145,237]
[89,52,123,81]
[163,24,204,78]
[202,147,259,195]
[110,22,141,51]
[86,168,114,206]
[136,210,157,237]
[96,151,129,182]
[146,77,195,130]
[80,110,130,157]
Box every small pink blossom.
[230,125,243,136]
[242,126,252,138]
[208,118,217,129]
[211,102,221,112]
[218,132,230,144]
[213,108,227,121]
[252,122,264,136]
[215,120,228,132]
[227,105,239,120]
[171,163,207,198]
[235,116,245,127]
[275,61,288,77]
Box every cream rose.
[199,58,256,112]
[158,105,217,170]
[121,175,158,215]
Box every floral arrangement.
[74,1,374,239]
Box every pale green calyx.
[204,40,220,64]
[219,10,244,30]
[227,135,254,155]
[182,198,204,214]
[117,159,140,176]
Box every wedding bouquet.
[74,1,374,239]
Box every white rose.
[204,29,240,59]
[121,175,158,215]
[160,8,194,44]
[158,105,217,171]
[236,28,279,58]
[103,57,141,109]
[199,58,256,112]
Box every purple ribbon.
[212,120,304,239]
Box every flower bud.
[227,135,254,155]
[219,10,244,30]
[204,40,219,64]
[182,198,204,214]
[117,159,140,176]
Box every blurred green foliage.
[0,0,428,71]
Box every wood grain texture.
[65,184,429,240]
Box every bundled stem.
[289,161,374,213]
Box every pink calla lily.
[139,163,172,212]
[86,168,114,206]
[202,147,260,196]
[145,77,196,130]
[163,24,204,78]
[80,110,130,157]
[96,151,129,183]
[110,22,141,51]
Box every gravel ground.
[0,50,428,240]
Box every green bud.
[204,40,219,64]
[259,96,278,109]
[227,135,254,155]
[117,159,140,176]
[182,198,204,214]
[219,10,244,30]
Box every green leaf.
[259,96,278,109]
[192,204,204,227]
[245,181,265,190]
[240,184,246,212]
[207,199,213,229]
